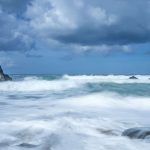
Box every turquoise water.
[11,74,150,95]
[86,82,150,96]
[0,75,150,150]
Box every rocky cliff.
[0,66,12,81]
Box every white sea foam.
[0,78,81,92]
[57,92,150,111]
[0,75,149,92]
[0,75,150,150]
[63,74,150,84]
[0,93,150,150]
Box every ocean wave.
[56,92,150,111]
[0,80,82,92]
[0,81,150,150]
[0,75,149,92]
[0,91,150,150]
[63,74,150,84]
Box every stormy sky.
[0,0,150,74]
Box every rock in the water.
[97,128,118,136]
[122,127,150,139]
[18,143,39,148]
[129,76,138,79]
[0,66,12,81]
[4,74,12,81]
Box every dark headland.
[0,66,12,81]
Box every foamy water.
[0,75,150,150]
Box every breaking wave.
[0,75,150,150]
[0,75,149,92]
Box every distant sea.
[0,74,150,150]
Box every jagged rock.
[129,76,138,79]
[122,127,150,139]
[18,143,39,148]
[97,128,118,136]
[0,66,12,81]
[4,74,12,81]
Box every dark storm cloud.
[50,0,150,46]
[54,26,150,46]
[0,0,34,52]
[0,0,32,15]
[1,0,150,52]
[0,36,34,51]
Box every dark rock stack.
[0,66,12,81]
[122,127,150,139]
[129,76,138,79]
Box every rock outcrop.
[0,66,12,81]
[129,76,138,79]
[122,127,150,139]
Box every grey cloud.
[1,0,150,53]
[0,0,32,15]
[0,8,34,51]
[49,0,150,46]
[26,0,150,48]
[54,26,150,46]
[0,37,34,51]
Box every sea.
[0,74,150,150]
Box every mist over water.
[0,75,150,150]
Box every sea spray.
[0,75,150,150]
